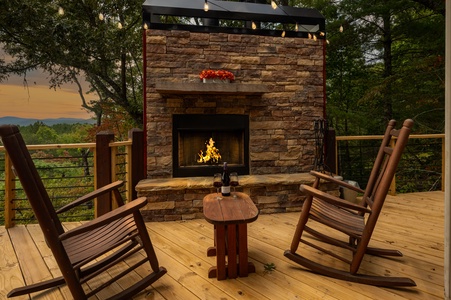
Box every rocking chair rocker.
[284,119,416,287]
[0,125,167,299]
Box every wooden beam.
[95,131,115,217]
[445,0,450,298]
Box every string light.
[117,22,123,29]
[196,0,324,41]
[339,25,343,33]
[98,13,104,21]
[143,23,148,30]
[58,7,64,16]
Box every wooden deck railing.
[0,129,144,228]
[1,130,444,227]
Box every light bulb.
[339,25,343,33]
[313,34,317,41]
[58,7,64,16]
[143,23,148,30]
[281,30,286,37]
[252,21,257,30]
[117,22,123,29]
[320,31,325,36]
[204,0,209,12]
[295,23,299,32]
[308,33,312,39]
[99,13,104,21]
[271,1,277,9]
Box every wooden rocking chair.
[284,119,416,287]
[0,125,166,299]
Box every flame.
[197,138,221,163]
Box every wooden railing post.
[443,136,445,191]
[4,153,15,228]
[95,131,115,217]
[129,128,145,200]
[334,138,339,175]
[325,128,336,174]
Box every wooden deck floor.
[0,191,444,299]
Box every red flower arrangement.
[199,69,235,81]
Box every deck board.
[0,191,444,299]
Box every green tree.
[0,0,143,126]
[300,0,445,135]
[57,123,93,143]
[35,126,59,144]
[19,121,46,144]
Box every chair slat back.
[360,120,412,211]
[0,125,65,236]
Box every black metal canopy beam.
[142,0,325,36]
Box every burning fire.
[198,138,221,163]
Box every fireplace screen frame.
[172,114,250,177]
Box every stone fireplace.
[137,0,331,221]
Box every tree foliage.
[0,0,143,126]
[297,0,445,135]
[18,121,93,144]
[0,0,446,136]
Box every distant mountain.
[0,116,96,126]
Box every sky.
[0,69,94,120]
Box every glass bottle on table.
[221,162,231,197]
[230,172,239,198]
[213,173,222,200]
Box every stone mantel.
[155,81,269,95]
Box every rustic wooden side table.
[203,192,259,280]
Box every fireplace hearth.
[173,114,249,177]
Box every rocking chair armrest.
[310,171,365,194]
[59,197,148,241]
[300,184,371,213]
[56,181,125,214]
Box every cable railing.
[0,129,144,227]
[335,133,444,195]
[0,130,444,226]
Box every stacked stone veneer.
[138,29,326,221]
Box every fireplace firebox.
[173,114,249,177]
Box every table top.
[203,192,259,225]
